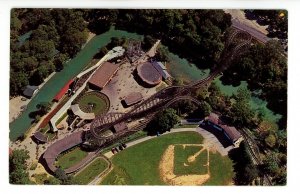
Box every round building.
[136,62,162,87]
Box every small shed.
[113,122,128,133]
[33,131,47,143]
[23,85,39,98]
[124,92,143,106]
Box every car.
[118,145,124,151]
[114,147,119,152]
[121,143,127,148]
[111,148,116,154]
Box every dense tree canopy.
[145,108,179,135]
[85,9,232,69]
[10,9,88,96]
[9,149,32,184]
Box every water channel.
[167,51,282,122]
[10,27,280,141]
[9,28,143,140]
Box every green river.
[10,27,280,141]
[167,52,282,122]
[9,27,143,141]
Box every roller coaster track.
[240,129,273,185]
[85,28,253,147]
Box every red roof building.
[88,62,119,90]
[53,79,73,102]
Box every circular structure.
[77,91,110,116]
[137,62,162,86]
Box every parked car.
[118,145,124,151]
[114,147,119,152]
[121,143,127,148]
[111,148,116,154]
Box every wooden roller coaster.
[84,28,253,148]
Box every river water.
[10,27,280,141]
[10,27,143,141]
[167,52,282,122]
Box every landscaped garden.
[77,91,110,116]
[56,147,88,170]
[73,157,109,184]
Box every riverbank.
[9,27,143,141]
[9,72,56,123]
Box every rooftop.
[23,85,39,98]
[113,122,128,133]
[137,62,162,86]
[88,62,119,89]
[124,92,143,106]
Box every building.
[136,62,162,86]
[43,131,84,173]
[53,79,74,102]
[23,85,39,98]
[113,122,128,133]
[70,104,95,120]
[88,62,119,90]
[205,113,243,147]
[152,61,171,80]
[32,131,47,144]
[123,92,143,106]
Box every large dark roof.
[23,85,38,97]
[137,62,162,86]
[33,131,47,143]
[88,62,119,89]
[206,113,241,142]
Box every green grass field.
[73,157,109,184]
[101,131,234,185]
[101,131,204,185]
[56,147,88,170]
[204,152,234,185]
[174,145,208,175]
[78,92,109,116]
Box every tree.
[54,53,69,71]
[263,153,280,176]
[142,35,157,51]
[227,88,255,127]
[228,142,259,185]
[9,149,32,184]
[190,101,212,118]
[43,176,61,185]
[30,65,49,85]
[265,133,277,148]
[36,102,51,116]
[145,108,179,135]
[10,71,29,96]
[54,168,68,182]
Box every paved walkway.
[103,127,233,158]
[196,127,234,156]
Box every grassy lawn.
[78,92,109,116]
[174,145,208,175]
[101,130,147,154]
[74,157,109,184]
[101,131,204,185]
[56,147,88,170]
[204,152,234,185]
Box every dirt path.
[159,144,210,186]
